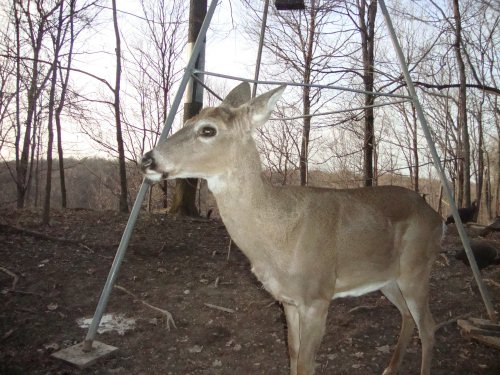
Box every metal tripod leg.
[52,0,220,367]
[379,0,496,323]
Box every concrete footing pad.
[51,341,118,369]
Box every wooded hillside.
[0,0,498,223]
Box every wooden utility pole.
[170,0,206,216]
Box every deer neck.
[206,139,267,202]
[205,139,277,241]
[206,142,285,282]
[205,139,302,303]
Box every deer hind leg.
[380,281,416,375]
[400,285,435,375]
[397,270,436,375]
[283,300,329,375]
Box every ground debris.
[1,208,499,374]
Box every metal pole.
[193,69,412,99]
[378,0,496,322]
[83,180,150,350]
[252,0,270,98]
[82,0,220,351]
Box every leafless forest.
[0,0,499,222]
[1,2,500,375]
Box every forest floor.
[0,208,499,375]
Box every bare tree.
[450,0,471,208]
[14,0,59,208]
[256,107,302,185]
[0,25,16,153]
[111,0,128,213]
[42,0,65,225]
[54,0,76,209]
[243,0,346,186]
[355,0,378,186]
[122,0,186,210]
[461,0,499,219]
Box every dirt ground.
[1,208,499,375]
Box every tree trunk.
[299,89,311,186]
[15,1,58,208]
[55,103,67,208]
[411,104,419,192]
[494,99,500,216]
[42,1,64,225]
[475,97,485,222]
[112,0,128,213]
[497,138,500,216]
[32,113,41,207]
[14,1,21,204]
[359,0,377,187]
[485,151,492,220]
[299,1,316,187]
[169,0,206,216]
[17,25,44,208]
[55,0,75,209]
[33,147,38,206]
[452,0,471,207]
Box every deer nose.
[140,152,155,171]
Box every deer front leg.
[283,300,330,375]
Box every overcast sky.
[83,0,257,91]
[58,0,259,157]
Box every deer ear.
[248,85,286,128]
[221,82,251,108]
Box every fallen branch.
[348,305,378,314]
[2,328,15,340]
[435,313,472,332]
[204,303,235,314]
[227,239,233,261]
[439,253,450,266]
[11,290,45,297]
[0,224,79,245]
[0,266,19,291]
[114,285,176,330]
[265,301,277,308]
[0,224,113,258]
[484,279,500,289]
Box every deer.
[140,82,444,375]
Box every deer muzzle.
[140,151,168,182]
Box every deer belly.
[332,280,390,299]
[251,266,296,305]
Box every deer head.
[140,82,285,184]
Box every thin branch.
[0,266,19,291]
[114,285,177,330]
[0,54,114,92]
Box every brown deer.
[141,82,443,375]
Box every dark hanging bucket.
[275,0,306,11]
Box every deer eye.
[199,126,217,137]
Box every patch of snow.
[77,313,135,335]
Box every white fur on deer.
[141,82,443,375]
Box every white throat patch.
[206,175,227,194]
